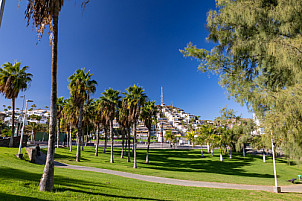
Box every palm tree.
[140,101,157,163]
[82,98,95,150]
[56,97,65,148]
[165,130,175,148]
[118,98,132,162]
[251,134,267,162]
[97,99,109,154]
[0,62,32,147]
[117,99,130,159]
[63,98,78,152]
[92,98,103,156]
[101,88,121,163]
[216,126,227,161]
[68,69,97,162]
[186,130,195,146]
[25,0,90,192]
[25,1,62,192]
[124,85,147,168]
[223,127,240,159]
[210,133,224,161]
[196,125,211,157]
[28,114,42,143]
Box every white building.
[2,109,50,126]
[253,113,264,135]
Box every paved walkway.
[54,162,302,193]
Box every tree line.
[55,68,158,170]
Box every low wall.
[0,135,28,147]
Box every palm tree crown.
[140,101,157,131]
[101,88,121,122]
[124,84,147,123]
[68,68,97,107]
[0,62,32,99]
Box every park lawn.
[53,146,302,186]
[1,147,302,200]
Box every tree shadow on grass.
[0,167,167,200]
[0,167,111,190]
[275,157,297,166]
[54,153,89,162]
[0,192,46,201]
[135,149,274,179]
[55,187,167,201]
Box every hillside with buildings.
[0,104,205,144]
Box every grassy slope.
[1,147,302,200]
[54,146,302,186]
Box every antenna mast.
[161,86,164,106]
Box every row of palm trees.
[57,68,158,169]
[0,61,158,190]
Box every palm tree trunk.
[76,103,84,162]
[124,131,127,156]
[86,125,88,146]
[9,98,15,147]
[95,125,99,156]
[66,128,69,148]
[121,129,124,158]
[31,129,34,142]
[103,128,107,153]
[132,138,134,153]
[39,9,58,192]
[207,142,210,153]
[56,119,60,148]
[69,125,72,152]
[127,129,131,162]
[243,143,246,157]
[133,122,137,168]
[110,120,114,163]
[81,125,84,151]
[146,129,150,163]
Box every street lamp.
[18,95,25,136]
[16,99,33,159]
[271,132,281,193]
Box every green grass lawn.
[1,147,302,200]
[53,146,302,186]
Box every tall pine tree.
[181,0,302,160]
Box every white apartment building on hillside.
[2,109,50,126]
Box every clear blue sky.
[0,0,252,120]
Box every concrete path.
[54,162,302,193]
